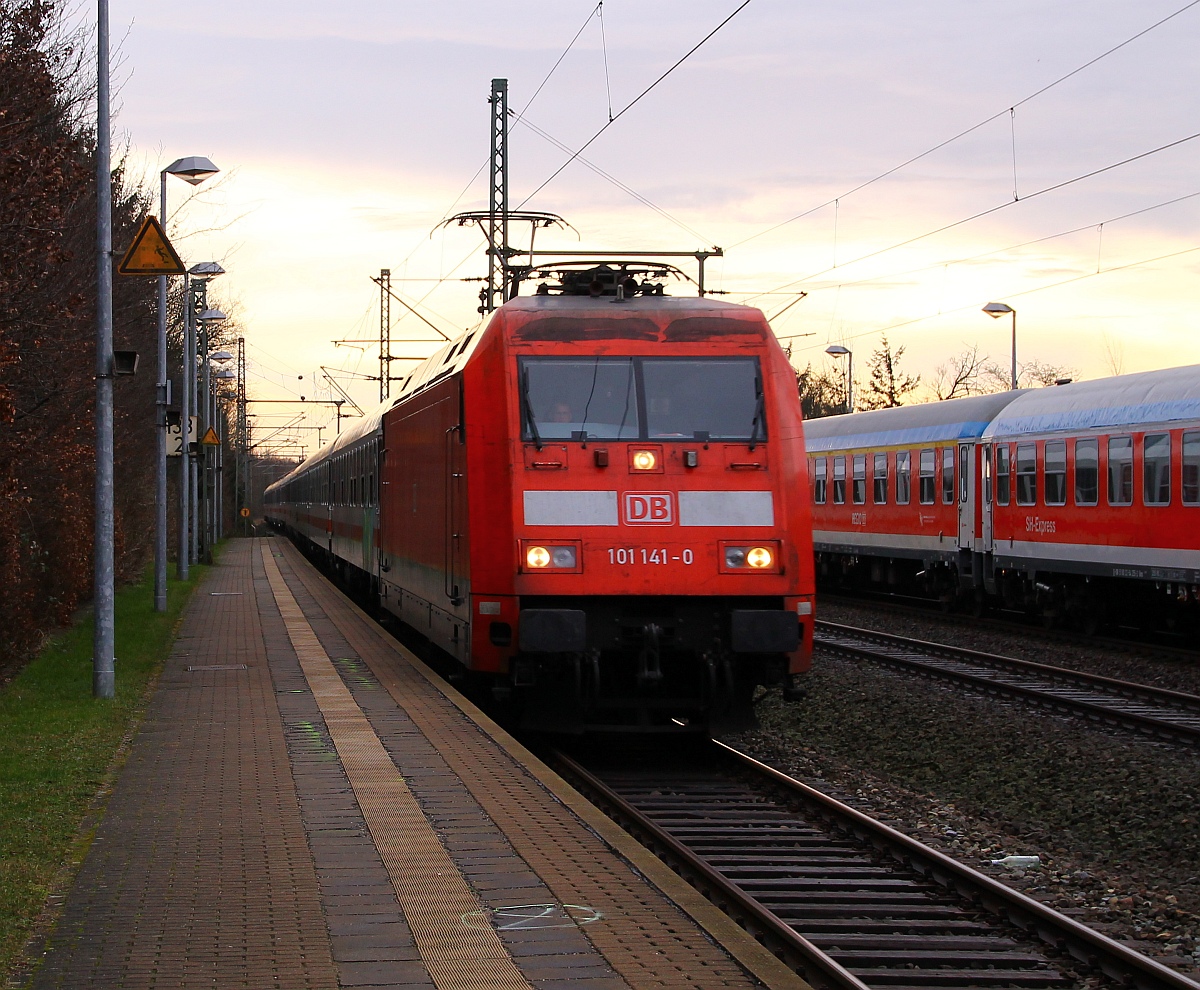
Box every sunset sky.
[105,0,1200,454]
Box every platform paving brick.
[28,536,788,990]
[273,540,769,990]
[30,541,339,989]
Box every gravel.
[725,603,1200,980]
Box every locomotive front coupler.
[637,622,664,686]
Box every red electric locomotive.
[804,365,1200,635]
[265,267,815,731]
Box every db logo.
[623,492,674,525]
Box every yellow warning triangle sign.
[117,215,186,275]
[200,426,221,445]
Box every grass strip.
[0,559,213,981]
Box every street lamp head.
[165,156,220,185]
[188,262,225,278]
[983,302,1014,318]
[213,368,236,380]
[825,344,850,357]
[209,350,235,362]
[199,308,227,323]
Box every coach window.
[852,454,867,504]
[1184,432,1200,505]
[1044,440,1067,506]
[1074,439,1098,505]
[873,453,888,504]
[918,449,936,504]
[813,457,827,504]
[896,451,911,504]
[833,456,846,504]
[1108,436,1133,505]
[1016,444,1037,505]
[941,448,955,504]
[995,445,1011,505]
[1144,433,1171,505]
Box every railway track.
[551,741,1199,990]
[815,621,1200,747]
[820,592,1200,665]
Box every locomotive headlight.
[551,546,577,568]
[720,541,781,573]
[631,449,658,471]
[746,546,773,569]
[521,540,582,572]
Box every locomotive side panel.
[379,378,471,662]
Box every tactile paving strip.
[261,544,535,990]
[273,539,804,990]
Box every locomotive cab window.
[896,451,911,504]
[1185,431,1200,505]
[1016,444,1037,506]
[918,449,936,504]
[1144,433,1170,505]
[519,356,762,443]
[1074,439,1098,505]
[852,455,866,504]
[873,453,888,504]
[813,457,827,504]
[1044,440,1066,506]
[833,456,846,504]
[1108,436,1133,505]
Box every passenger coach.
[266,270,815,731]
[807,366,1200,634]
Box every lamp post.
[211,359,236,540]
[982,302,1017,390]
[155,157,218,611]
[826,344,853,413]
[199,306,227,561]
[94,0,114,697]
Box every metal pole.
[847,351,854,414]
[201,320,211,561]
[178,272,190,579]
[93,0,115,698]
[154,172,169,610]
[189,281,203,565]
[1010,309,1018,390]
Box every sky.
[102,0,1200,455]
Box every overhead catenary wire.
[747,129,1200,304]
[517,0,756,209]
[783,242,1200,350]
[728,0,1200,251]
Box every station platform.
[27,538,805,990]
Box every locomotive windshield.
[520,356,762,442]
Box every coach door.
[957,443,974,550]
[979,443,993,552]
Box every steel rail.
[552,749,872,990]
[553,743,1200,990]
[816,621,1200,746]
[820,592,1200,665]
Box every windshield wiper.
[520,367,543,450]
[748,380,765,451]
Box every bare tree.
[930,344,988,400]
[1101,332,1125,377]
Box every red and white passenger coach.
[805,365,1200,635]
[265,270,815,731]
